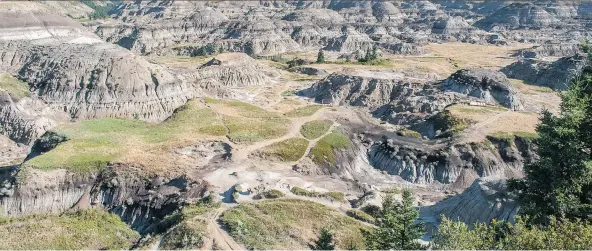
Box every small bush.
[398,129,421,138]
[324,192,346,202]
[291,187,320,197]
[260,189,285,199]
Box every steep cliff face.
[420,177,519,225]
[502,53,587,91]
[0,8,194,122]
[0,164,209,233]
[366,135,534,187]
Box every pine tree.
[371,46,378,61]
[363,189,424,250]
[508,51,592,224]
[312,227,335,250]
[316,49,325,64]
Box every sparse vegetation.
[258,138,309,161]
[221,199,367,249]
[346,209,375,224]
[281,90,297,96]
[159,197,220,250]
[0,209,139,250]
[309,130,352,166]
[300,120,333,139]
[0,74,30,101]
[290,187,346,202]
[284,105,324,117]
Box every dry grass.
[25,101,226,173]
[284,105,324,117]
[0,209,139,250]
[221,199,368,250]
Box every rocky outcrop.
[442,68,523,111]
[186,53,279,96]
[366,135,533,186]
[515,43,582,58]
[502,53,587,90]
[474,2,561,31]
[420,177,519,225]
[432,16,472,35]
[0,92,59,145]
[302,69,521,126]
[0,8,195,122]
[289,67,329,76]
[0,164,209,233]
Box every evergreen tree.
[312,227,335,250]
[316,49,325,64]
[508,53,592,224]
[371,46,378,61]
[363,189,424,250]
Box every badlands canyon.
[0,0,590,249]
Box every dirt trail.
[202,206,244,250]
[232,107,329,160]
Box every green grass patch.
[223,115,290,144]
[346,209,375,224]
[309,130,352,166]
[300,120,333,140]
[398,128,422,138]
[0,209,139,250]
[24,101,226,173]
[0,74,30,100]
[221,199,368,250]
[281,90,297,96]
[284,105,324,117]
[487,131,539,142]
[258,138,309,161]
